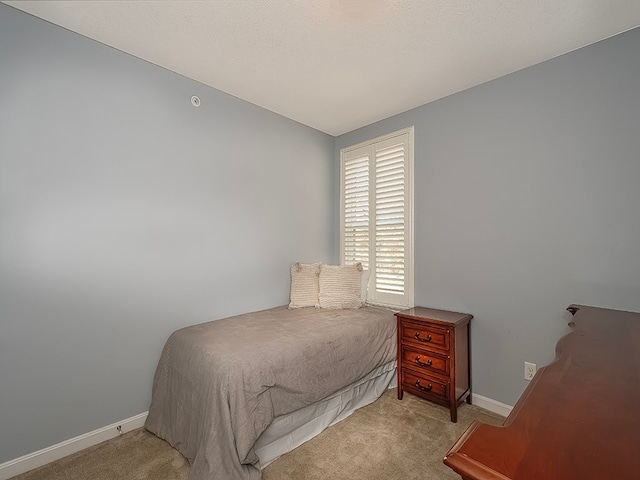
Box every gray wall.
[0,4,335,462]
[336,27,640,407]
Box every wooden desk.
[444,305,640,480]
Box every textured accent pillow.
[288,262,320,309]
[318,263,364,309]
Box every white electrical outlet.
[524,362,537,381]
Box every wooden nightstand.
[396,307,472,422]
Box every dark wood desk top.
[444,304,640,480]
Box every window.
[340,127,414,309]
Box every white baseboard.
[0,412,148,480]
[471,393,513,417]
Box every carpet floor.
[11,389,503,480]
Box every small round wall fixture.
[191,95,201,107]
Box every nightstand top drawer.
[399,321,450,351]
[395,307,472,327]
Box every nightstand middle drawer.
[400,344,450,377]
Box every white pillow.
[288,262,320,309]
[318,263,363,309]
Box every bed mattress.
[144,304,397,480]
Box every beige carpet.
[12,389,503,480]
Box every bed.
[144,304,397,480]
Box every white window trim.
[340,126,414,310]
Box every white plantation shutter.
[343,150,370,268]
[375,140,406,298]
[340,128,414,308]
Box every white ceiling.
[4,1,640,136]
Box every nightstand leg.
[450,405,457,423]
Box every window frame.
[339,126,415,309]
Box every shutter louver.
[343,154,370,269]
[375,143,405,295]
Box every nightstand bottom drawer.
[401,369,449,403]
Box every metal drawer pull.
[414,332,432,342]
[415,380,433,392]
[415,356,432,367]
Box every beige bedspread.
[144,305,397,480]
